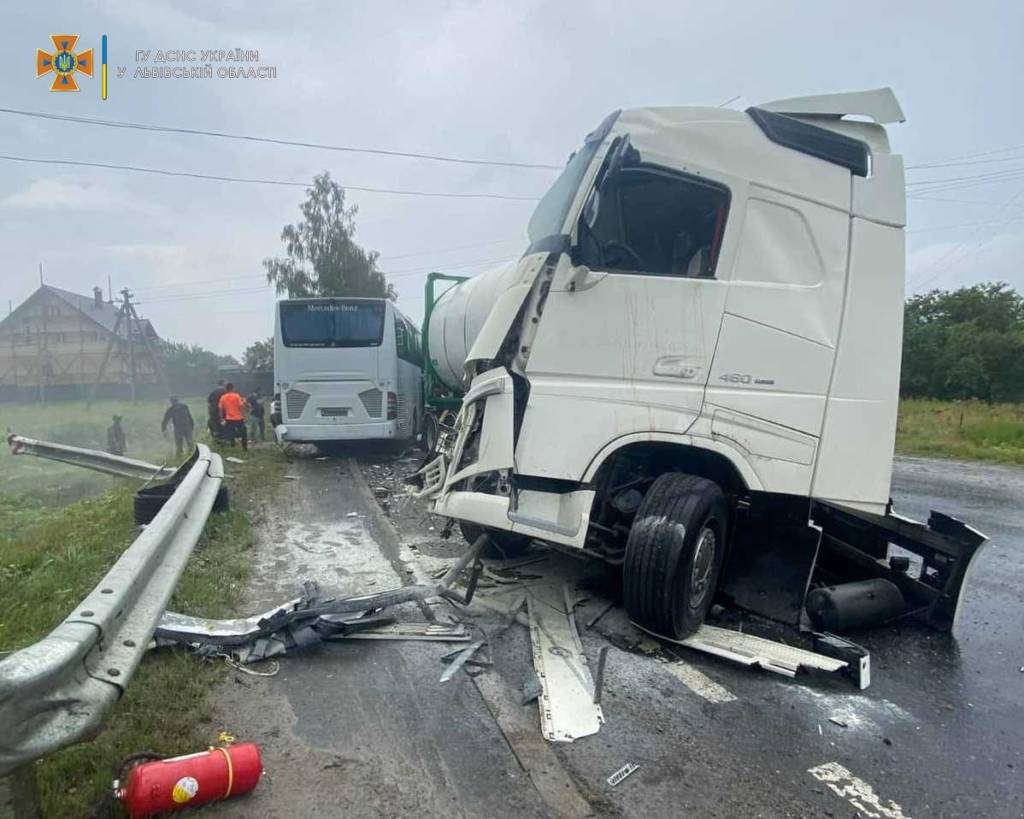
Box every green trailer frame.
[422,272,469,415]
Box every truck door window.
[579,167,729,278]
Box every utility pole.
[123,289,137,403]
[88,288,170,407]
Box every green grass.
[896,399,1024,465]
[0,442,284,818]
[0,398,211,539]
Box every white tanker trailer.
[415,89,986,642]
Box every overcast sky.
[2,1,1022,357]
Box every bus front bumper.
[277,421,398,442]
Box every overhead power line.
[0,107,563,171]
[0,154,542,201]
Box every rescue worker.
[218,382,248,451]
[207,379,226,440]
[247,389,266,442]
[106,414,126,456]
[161,396,195,456]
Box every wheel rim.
[689,526,716,610]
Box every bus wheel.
[459,521,531,560]
[424,413,439,453]
[623,473,727,640]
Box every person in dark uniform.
[106,414,126,456]
[247,389,266,442]
[161,396,195,456]
[207,379,226,440]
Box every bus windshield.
[279,300,385,348]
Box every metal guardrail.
[0,444,224,777]
[7,433,177,481]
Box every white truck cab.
[417,89,985,640]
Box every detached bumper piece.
[719,496,986,636]
[812,503,987,633]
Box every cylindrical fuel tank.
[806,578,906,633]
[427,260,522,393]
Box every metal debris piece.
[439,640,486,683]
[156,538,485,663]
[606,763,639,787]
[225,456,246,464]
[585,601,615,630]
[592,646,610,704]
[828,716,849,728]
[342,622,470,642]
[527,582,605,742]
[658,624,849,681]
[521,673,543,705]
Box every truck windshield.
[526,111,619,245]
[279,300,385,348]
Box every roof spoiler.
[757,87,905,125]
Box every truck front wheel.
[623,473,727,639]
[459,521,532,560]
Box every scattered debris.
[225,456,247,464]
[585,601,615,630]
[828,716,849,728]
[527,582,605,742]
[606,762,639,787]
[593,646,610,704]
[283,475,300,480]
[653,624,858,687]
[345,622,470,642]
[155,541,484,664]
[521,673,543,705]
[440,639,486,683]
[346,511,359,517]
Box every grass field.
[0,397,284,817]
[0,398,211,540]
[896,399,1024,464]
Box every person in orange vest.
[218,382,248,451]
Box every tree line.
[901,282,1024,403]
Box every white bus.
[273,297,423,444]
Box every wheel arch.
[582,433,759,496]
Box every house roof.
[0,285,159,339]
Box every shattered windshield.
[526,111,620,246]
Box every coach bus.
[272,297,423,444]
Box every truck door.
[516,158,735,481]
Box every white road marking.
[664,659,737,703]
[809,761,910,819]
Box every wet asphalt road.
[211,451,1022,818]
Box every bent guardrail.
[7,433,177,481]
[0,444,224,777]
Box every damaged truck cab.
[417,88,986,640]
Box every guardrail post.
[0,764,40,819]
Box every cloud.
[0,179,160,214]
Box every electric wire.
[0,154,543,201]
[0,106,563,170]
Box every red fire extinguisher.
[115,743,263,816]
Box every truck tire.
[459,521,531,560]
[623,473,727,639]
